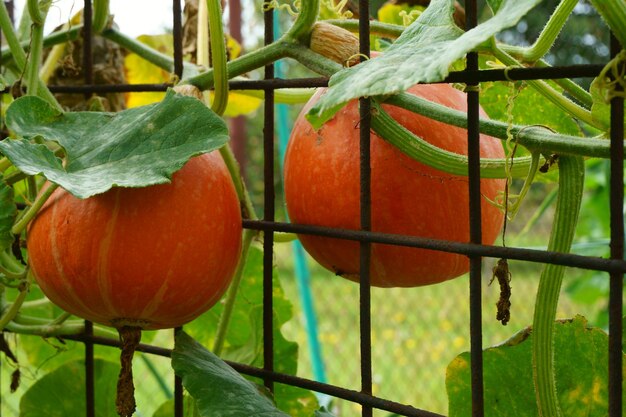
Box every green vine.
[204,0,229,115]
[11,183,59,236]
[0,1,60,110]
[589,0,626,50]
[92,0,110,33]
[532,156,585,417]
[594,50,626,102]
[500,0,577,63]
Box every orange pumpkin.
[283,83,505,287]
[27,152,242,330]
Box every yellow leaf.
[124,35,173,108]
[222,92,262,117]
[124,34,261,116]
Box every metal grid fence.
[0,1,624,416]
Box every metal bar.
[358,0,372,415]
[34,63,609,95]
[56,331,445,417]
[608,34,624,417]
[172,0,183,79]
[262,4,275,394]
[173,0,184,413]
[464,1,485,415]
[82,2,96,415]
[444,64,605,84]
[82,0,94,87]
[243,220,626,274]
[84,321,95,417]
[47,83,171,94]
[174,327,184,417]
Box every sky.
[12,0,179,37]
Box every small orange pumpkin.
[27,152,242,330]
[284,83,505,287]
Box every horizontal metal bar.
[444,64,605,83]
[1,64,598,97]
[244,220,626,273]
[48,83,172,94]
[230,77,328,89]
[57,333,445,417]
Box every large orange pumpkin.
[27,152,242,330]
[283,83,505,287]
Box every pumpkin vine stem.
[202,0,229,116]
[532,156,584,417]
[11,182,58,236]
[212,229,255,356]
[116,326,142,417]
[499,0,577,63]
[0,269,32,331]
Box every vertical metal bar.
[608,34,624,417]
[172,0,184,411]
[262,5,275,393]
[174,327,184,417]
[82,0,93,86]
[85,321,95,417]
[82,1,96,414]
[464,0,484,416]
[358,1,372,416]
[172,0,183,78]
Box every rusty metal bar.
[85,321,95,417]
[30,64,607,96]
[464,0,485,415]
[358,0,373,416]
[172,0,183,79]
[608,34,624,417]
[82,1,96,415]
[262,4,275,394]
[243,220,626,273]
[174,327,184,417]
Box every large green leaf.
[172,331,290,417]
[446,315,625,417]
[1,90,229,199]
[183,245,318,416]
[306,0,542,128]
[19,359,119,417]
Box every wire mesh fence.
[0,0,624,416]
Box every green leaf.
[19,359,119,417]
[1,90,229,199]
[152,396,198,417]
[306,0,542,128]
[184,245,318,417]
[446,315,625,417]
[172,331,290,417]
[0,180,16,251]
[480,81,583,136]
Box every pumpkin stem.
[116,326,142,417]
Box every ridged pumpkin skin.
[284,84,505,287]
[27,152,242,330]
